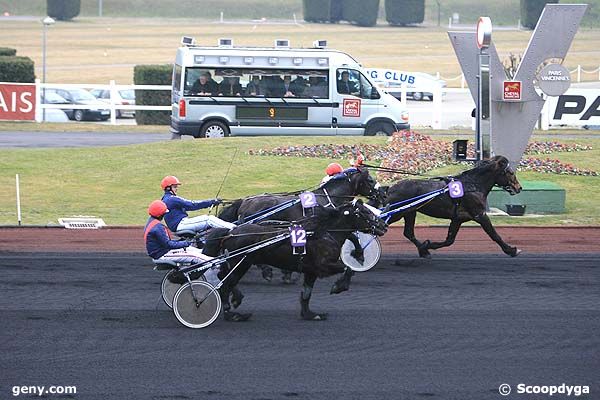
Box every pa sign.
[546,89,600,126]
[0,84,36,121]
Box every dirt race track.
[1,225,600,254]
[1,226,599,399]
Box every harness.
[144,219,172,242]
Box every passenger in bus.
[219,77,242,96]
[246,75,267,96]
[267,75,286,97]
[191,72,218,95]
[337,71,359,96]
[291,76,307,97]
[305,76,328,98]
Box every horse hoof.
[302,312,328,321]
[418,250,432,259]
[509,248,522,257]
[330,281,349,295]
[350,250,365,264]
[231,291,244,309]
[261,268,273,282]
[282,272,293,284]
[224,311,252,322]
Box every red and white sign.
[0,83,36,121]
[342,98,361,117]
[503,81,522,101]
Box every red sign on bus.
[0,84,36,121]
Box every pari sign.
[0,84,36,121]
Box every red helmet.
[148,200,168,218]
[325,163,343,176]
[161,175,181,190]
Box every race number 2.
[289,226,307,247]
[299,191,317,208]
[448,180,464,199]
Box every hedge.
[47,0,81,21]
[0,47,17,57]
[133,64,172,125]
[342,0,380,27]
[0,56,35,83]
[520,0,559,29]
[302,0,343,23]
[385,0,425,26]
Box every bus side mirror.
[370,87,380,100]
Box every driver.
[160,176,236,234]
[145,200,221,284]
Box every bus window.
[336,69,360,96]
[359,72,378,99]
[183,67,328,98]
[172,64,182,92]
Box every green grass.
[2,0,599,26]
[0,135,598,226]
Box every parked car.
[45,88,110,121]
[40,90,70,122]
[89,88,136,118]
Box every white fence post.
[461,74,465,89]
[35,78,42,122]
[109,79,117,125]
[220,11,224,23]
[577,65,581,82]
[16,174,22,226]
[436,71,440,80]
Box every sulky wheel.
[161,270,206,309]
[340,232,382,272]
[173,281,222,329]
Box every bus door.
[332,68,380,135]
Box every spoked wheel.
[173,281,222,329]
[161,270,206,309]
[340,232,382,272]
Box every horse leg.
[330,267,354,295]
[348,233,365,263]
[218,259,253,322]
[281,270,293,284]
[423,219,462,251]
[300,273,327,321]
[258,264,273,282]
[403,212,431,258]
[473,213,521,257]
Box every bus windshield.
[183,68,329,99]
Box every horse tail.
[218,199,243,222]
[203,228,231,257]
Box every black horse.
[383,155,522,258]
[218,167,385,285]
[204,200,388,321]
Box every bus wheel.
[199,120,230,138]
[365,121,395,136]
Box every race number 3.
[300,191,317,208]
[289,226,307,247]
[448,180,464,199]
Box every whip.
[208,147,239,215]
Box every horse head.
[491,155,522,195]
[347,167,386,203]
[339,199,388,236]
